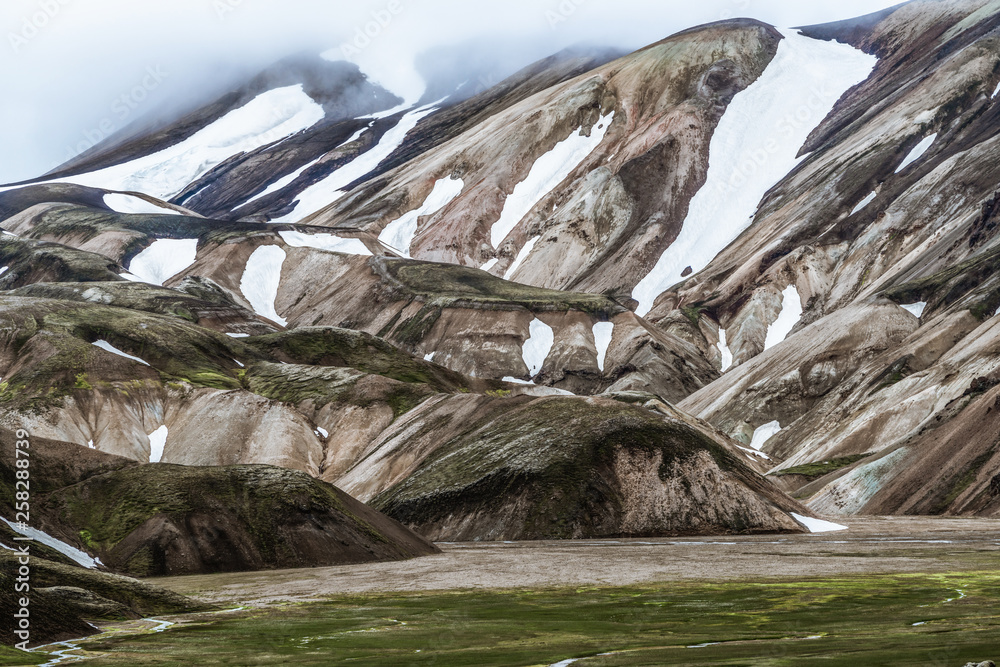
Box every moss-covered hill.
[373,395,806,541]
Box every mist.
[0,0,904,184]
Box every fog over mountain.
[1,0,902,183]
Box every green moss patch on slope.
[0,236,125,288]
[245,326,486,393]
[39,463,439,577]
[374,257,627,315]
[373,396,801,540]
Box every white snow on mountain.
[1,517,102,569]
[148,425,168,463]
[850,191,877,215]
[503,236,541,281]
[103,193,181,216]
[491,111,614,248]
[241,156,324,207]
[0,266,8,277]
[278,230,372,256]
[124,238,198,286]
[241,245,288,326]
[522,318,554,377]
[900,301,927,318]
[791,513,848,533]
[274,101,444,223]
[895,133,937,173]
[717,328,733,372]
[378,176,465,256]
[750,420,783,450]
[592,322,614,372]
[765,286,803,350]
[238,122,374,210]
[322,46,426,109]
[55,85,325,200]
[632,29,877,315]
[91,340,150,366]
[481,258,499,272]
[994,81,1000,99]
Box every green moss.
[45,572,1000,666]
[375,257,625,316]
[772,454,872,481]
[74,372,93,390]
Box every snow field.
[895,133,938,173]
[632,29,878,315]
[278,230,372,256]
[522,319,555,377]
[791,513,848,533]
[764,285,803,350]
[491,111,614,248]
[124,238,198,286]
[91,340,150,366]
[274,101,444,223]
[378,177,465,256]
[592,322,614,372]
[148,425,168,463]
[900,302,927,318]
[503,236,541,281]
[718,328,734,372]
[1,517,102,568]
[55,85,325,199]
[850,191,877,215]
[750,421,783,450]
[240,245,288,326]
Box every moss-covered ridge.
[0,297,260,409]
[39,462,439,577]
[0,235,125,287]
[246,326,493,394]
[374,256,627,315]
[373,396,800,540]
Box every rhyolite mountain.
[3,0,1000,586]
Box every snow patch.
[378,177,465,256]
[103,193,181,216]
[491,111,614,247]
[764,286,803,350]
[423,352,435,362]
[91,340,150,366]
[503,235,540,281]
[55,85,325,200]
[718,328,733,372]
[227,333,250,338]
[900,302,927,318]
[895,133,938,173]
[274,101,443,223]
[480,258,499,272]
[791,513,848,533]
[87,439,94,449]
[241,245,288,326]
[0,266,8,277]
[522,319,554,377]
[241,156,323,207]
[124,238,198,286]
[632,30,877,315]
[994,81,1000,99]
[592,322,614,372]
[278,230,372,256]
[750,421,782,450]
[148,425,168,463]
[850,191,877,215]
[315,427,329,438]
[1,517,102,569]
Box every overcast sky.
[0,0,904,184]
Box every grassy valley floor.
[6,518,999,666]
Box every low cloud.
[0,0,902,183]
